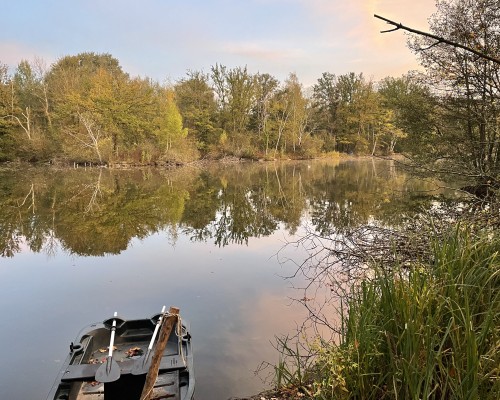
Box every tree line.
[0,53,433,165]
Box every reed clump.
[275,227,500,399]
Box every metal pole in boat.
[95,311,121,382]
[132,305,166,375]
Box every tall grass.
[277,227,500,399]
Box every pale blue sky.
[1,0,436,85]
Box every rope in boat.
[175,313,187,366]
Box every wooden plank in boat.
[151,371,180,399]
[62,355,186,381]
[75,371,179,399]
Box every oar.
[95,311,121,382]
[131,305,166,375]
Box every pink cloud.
[0,42,56,71]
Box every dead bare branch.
[374,14,500,65]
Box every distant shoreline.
[0,153,404,171]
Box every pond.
[0,159,450,399]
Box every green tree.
[377,75,435,154]
[0,63,15,160]
[331,73,380,154]
[312,72,340,151]
[175,71,219,152]
[268,85,291,157]
[278,73,319,157]
[348,78,380,155]
[211,64,256,155]
[0,64,12,132]
[2,59,55,160]
[250,72,279,156]
[12,60,38,140]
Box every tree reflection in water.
[0,160,446,257]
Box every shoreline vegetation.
[232,202,500,400]
[0,151,397,170]
[0,152,341,168]
[0,152,367,168]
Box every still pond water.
[0,159,449,399]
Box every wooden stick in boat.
[140,306,180,400]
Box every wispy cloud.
[221,41,305,62]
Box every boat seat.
[61,355,186,382]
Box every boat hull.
[46,313,194,400]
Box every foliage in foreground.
[275,228,500,399]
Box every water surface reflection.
[0,160,446,399]
[0,159,441,257]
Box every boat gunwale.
[46,314,195,400]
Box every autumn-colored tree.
[408,0,500,188]
[153,89,188,154]
[46,53,129,162]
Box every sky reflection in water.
[0,228,310,400]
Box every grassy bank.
[272,227,499,399]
